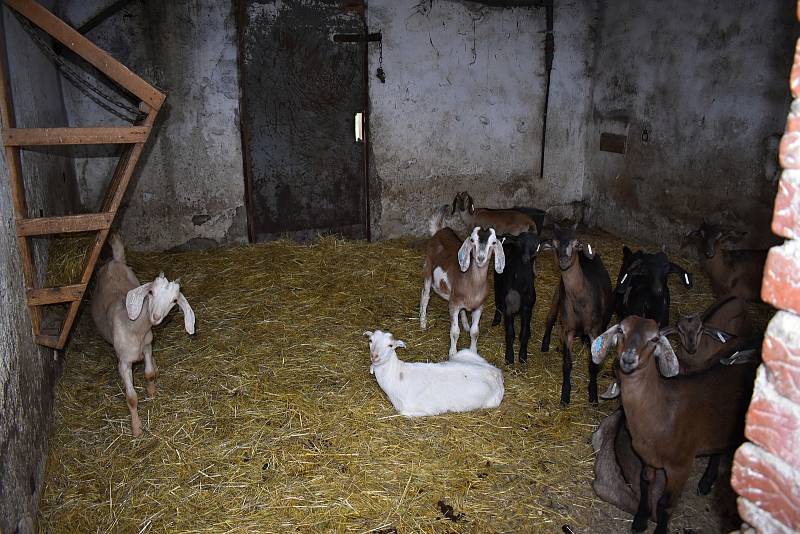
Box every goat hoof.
[491,311,502,326]
[631,518,647,533]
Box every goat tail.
[429,205,449,236]
[108,232,126,262]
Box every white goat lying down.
[364,330,504,417]
[91,233,196,437]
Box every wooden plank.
[101,108,157,213]
[15,212,113,236]
[0,7,41,331]
[34,333,61,349]
[27,284,85,306]
[56,298,83,348]
[4,0,165,110]
[2,126,150,146]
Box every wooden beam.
[2,126,150,146]
[76,0,139,35]
[3,0,165,110]
[27,284,85,306]
[35,333,61,349]
[15,212,113,236]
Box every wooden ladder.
[0,0,165,349]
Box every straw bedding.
[37,228,771,532]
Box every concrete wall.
[583,0,796,249]
[59,0,247,251]
[367,0,560,238]
[0,4,76,531]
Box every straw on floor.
[36,228,769,532]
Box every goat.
[451,191,538,235]
[540,223,613,404]
[591,316,757,534]
[491,231,542,364]
[420,207,505,356]
[91,233,196,437]
[686,221,768,301]
[613,247,692,327]
[364,330,504,416]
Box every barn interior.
[0,0,797,532]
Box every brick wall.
[730,7,800,531]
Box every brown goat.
[451,191,538,235]
[591,316,757,534]
[687,222,768,301]
[541,224,613,404]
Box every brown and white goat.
[591,316,757,534]
[91,234,195,437]
[541,223,613,404]
[421,208,505,356]
[686,221,768,301]
[451,191,538,235]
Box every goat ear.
[668,262,692,287]
[363,330,374,338]
[654,336,679,377]
[451,195,459,214]
[493,239,506,273]
[458,236,472,271]
[125,282,152,321]
[177,292,196,335]
[394,340,406,349]
[539,239,554,251]
[580,242,595,258]
[591,324,620,364]
[466,195,475,215]
[702,326,734,344]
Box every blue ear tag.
[592,336,604,356]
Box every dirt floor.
[36,228,770,533]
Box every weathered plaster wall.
[367,0,558,238]
[0,4,75,531]
[59,0,247,251]
[583,0,796,249]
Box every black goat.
[541,224,613,404]
[613,247,693,327]
[491,232,542,364]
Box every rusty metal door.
[238,0,366,241]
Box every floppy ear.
[466,194,475,215]
[451,195,459,214]
[539,239,554,251]
[493,238,506,273]
[579,241,595,259]
[668,262,692,287]
[458,236,472,271]
[125,282,152,321]
[363,330,374,338]
[394,340,406,349]
[177,292,196,335]
[591,324,620,365]
[654,336,679,377]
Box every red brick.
[761,311,800,403]
[762,245,800,316]
[745,367,800,469]
[772,170,800,240]
[732,443,800,529]
[792,38,800,98]
[779,132,800,169]
[737,497,796,534]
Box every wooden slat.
[35,333,61,349]
[2,126,150,146]
[4,0,165,110]
[0,7,41,331]
[27,284,85,306]
[102,108,157,212]
[15,212,113,236]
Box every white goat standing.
[91,234,196,437]
[364,330,504,417]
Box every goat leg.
[697,454,721,495]
[519,305,532,364]
[118,359,142,437]
[632,466,653,532]
[588,357,600,405]
[468,306,483,353]
[655,463,691,534]
[143,341,158,399]
[560,331,575,405]
[504,312,516,365]
[460,309,470,332]
[448,304,461,356]
[542,281,563,352]
[419,278,431,330]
